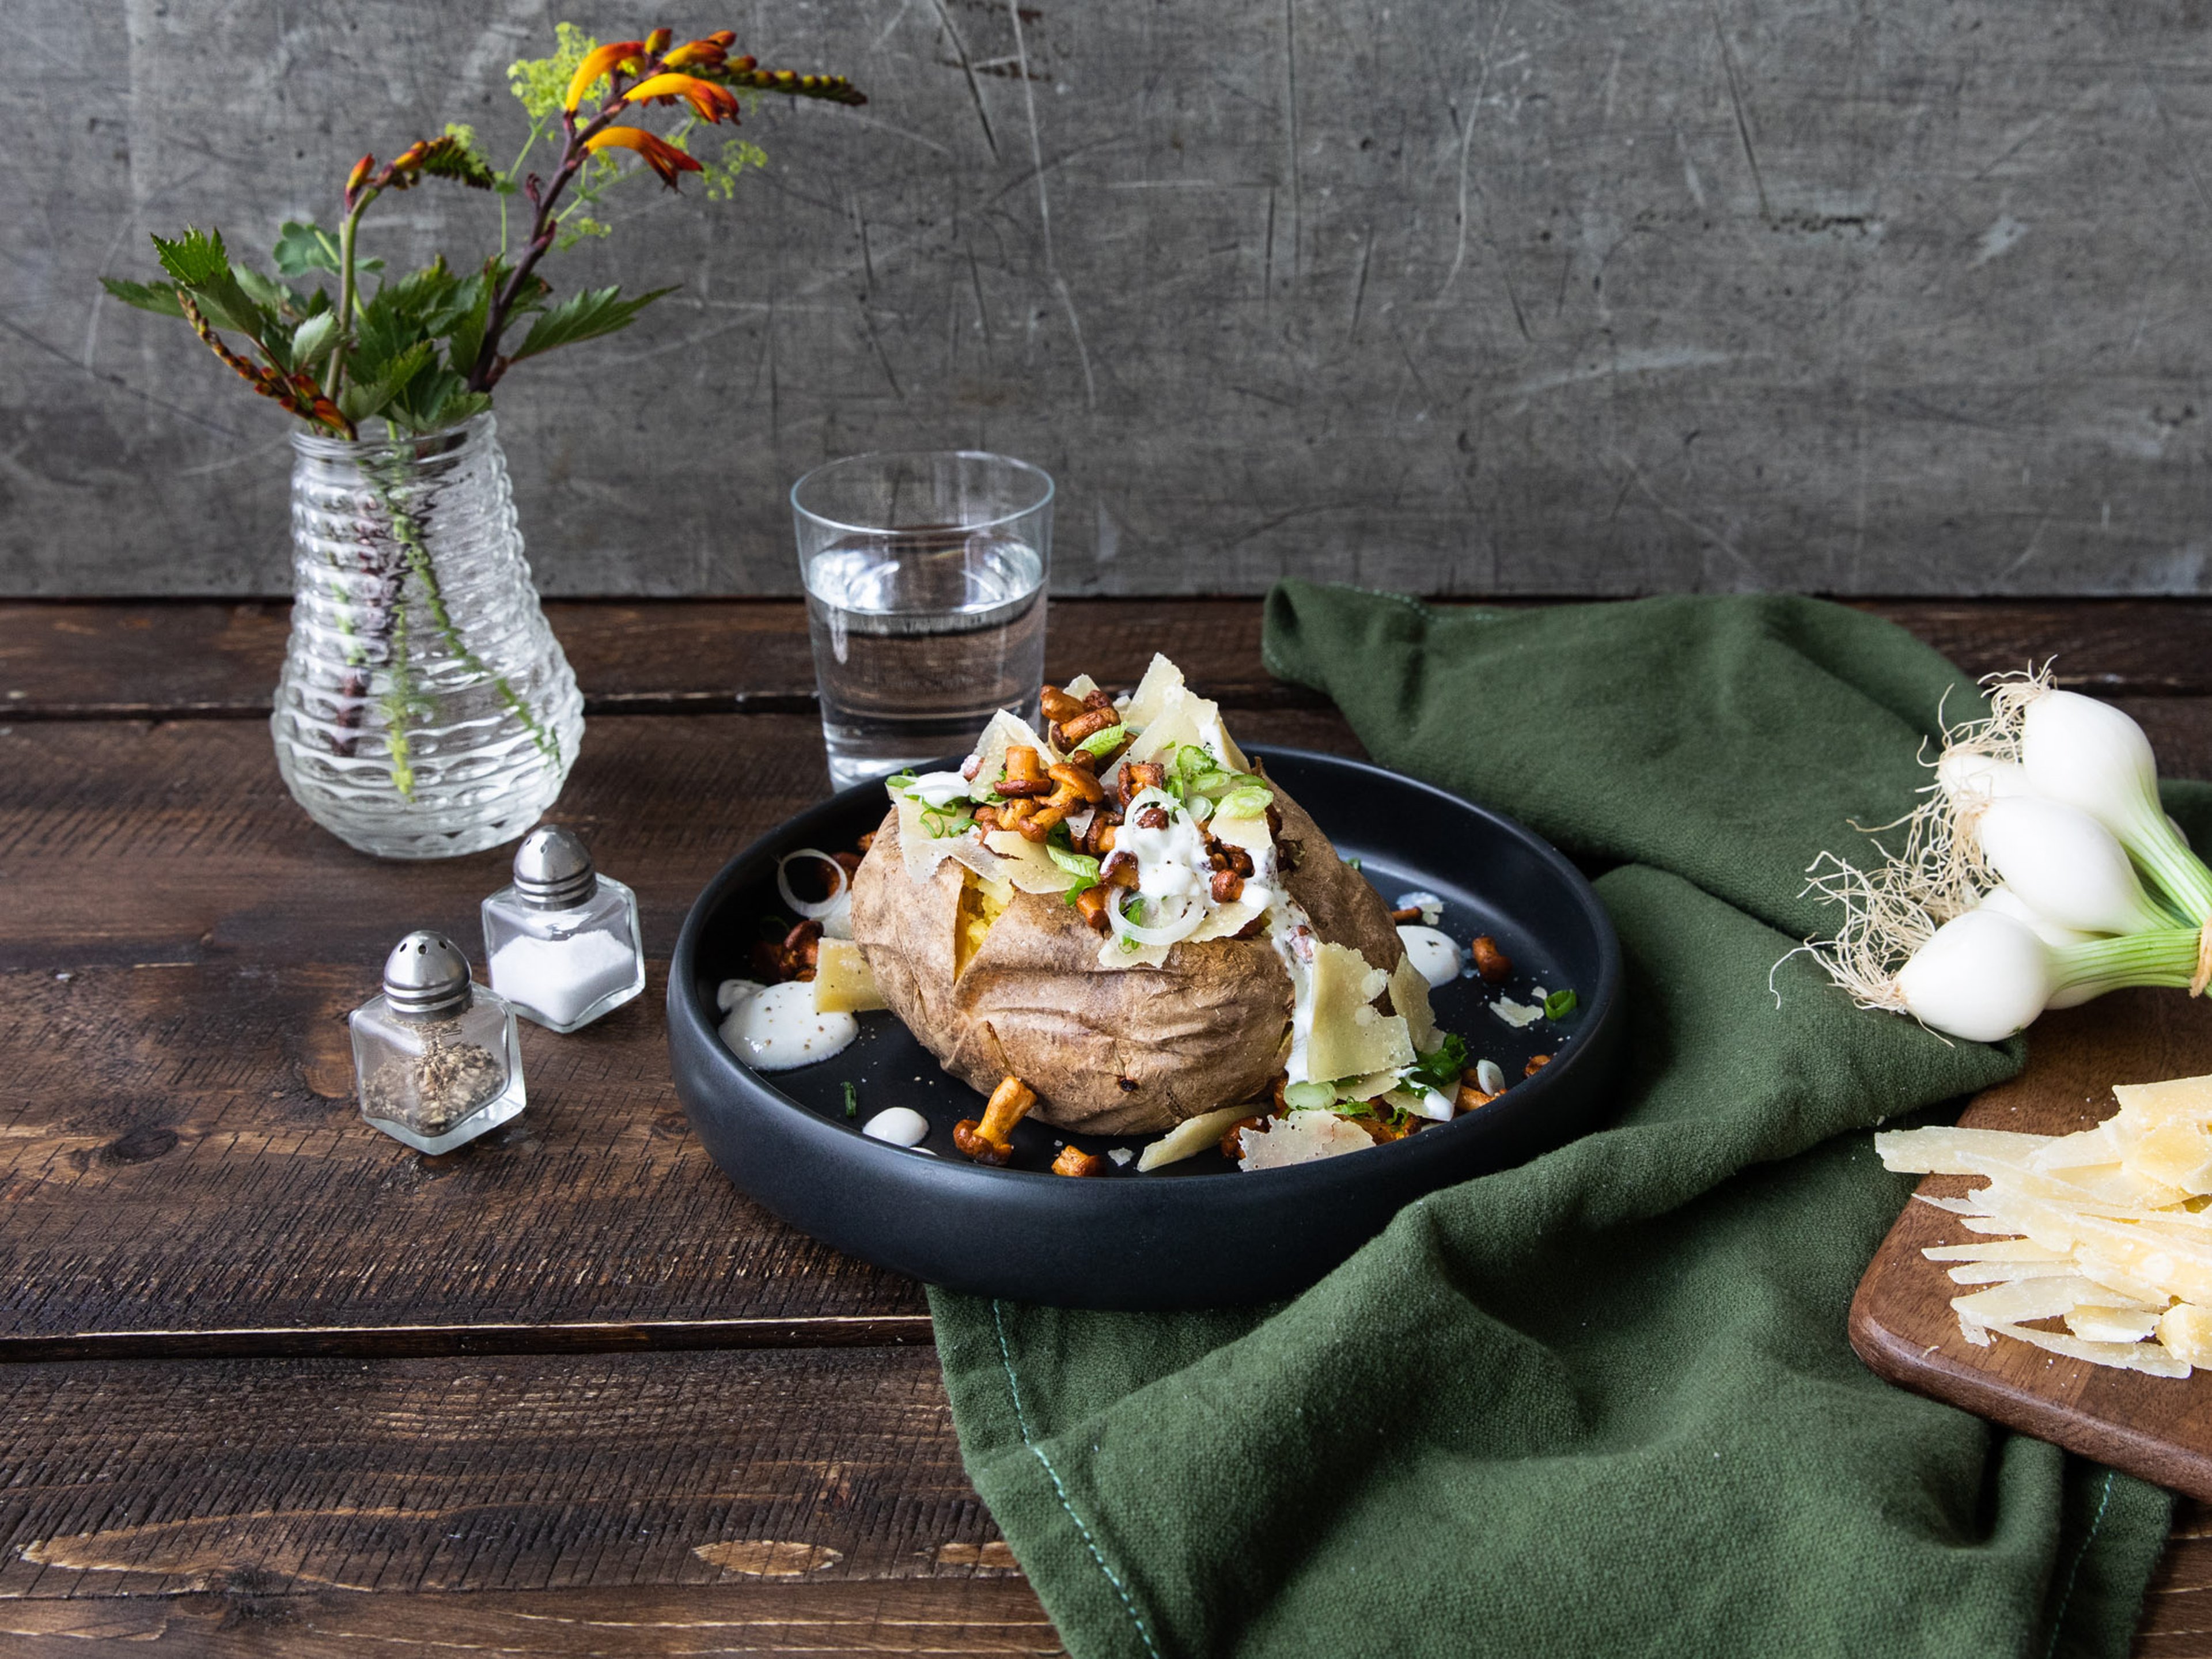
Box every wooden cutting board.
[1851,988,2212,1498]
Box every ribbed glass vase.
[273,414,584,859]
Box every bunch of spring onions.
[1807,671,2212,1041]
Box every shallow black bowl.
[667,748,1624,1309]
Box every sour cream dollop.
[1396,925,1462,988]
[719,980,858,1070]
[861,1106,931,1146]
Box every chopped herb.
[842,1082,858,1119]
[1404,1032,1469,1093]
[917,801,972,839]
[1216,786,1272,819]
[1047,843,1101,893]
[884,771,919,794]
[1544,988,1578,1020]
[1283,1080,1336,1112]
[1344,855,1362,872]
[1119,935,1143,954]
[1076,724,1127,757]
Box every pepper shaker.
[350,931,527,1153]
[480,825,646,1032]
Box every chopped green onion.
[1216,786,1272,819]
[1077,724,1127,757]
[1544,988,1577,1020]
[842,1082,858,1119]
[1283,1080,1336,1111]
[1047,844,1101,884]
[1344,855,1361,871]
[883,771,919,798]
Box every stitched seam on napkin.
[992,1300,1164,1659]
[1257,582,1435,685]
[2040,1467,2115,1659]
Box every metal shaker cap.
[382,931,474,1018]
[513,824,599,911]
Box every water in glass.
[805,527,1046,790]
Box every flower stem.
[327,192,374,402]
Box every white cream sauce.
[719,979,858,1070]
[861,1106,931,1146]
[1396,925,1462,988]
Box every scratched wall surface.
[5,0,2210,597]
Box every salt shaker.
[350,931,527,1153]
[480,825,646,1033]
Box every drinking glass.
[791,451,1053,791]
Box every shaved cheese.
[1136,1104,1250,1172]
[979,830,1081,894]
[1238,1110,1374,1171]
[1119,653,1185,734]
[1983,1321,2190,1378]
[2067,1306,2162,1343]
[897,797,973,884]
[2112,1073,2212,1125]
[2158,1303,2212,1365]
[1391,952,1441,1056]
[1923,1240,2072,1263]
[1301,942,1414,1083]
[1062,673,1100,700]
[1876,1071,2212,1380]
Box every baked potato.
[847,654,1440,1137]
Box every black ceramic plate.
[667,749,1624,1309]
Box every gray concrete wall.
[6,0,2211,597]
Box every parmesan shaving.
[1878,1071,2212,1378]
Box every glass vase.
[272,414,584,859]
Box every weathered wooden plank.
[1,600,2207,719]
[0,599,2203,722]
[0,952,932,1347]
[0,1349,1040,1618]
[2141,1503,2212,1658]
[0,1580,1063,1657]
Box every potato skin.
[847,779,1405,1136]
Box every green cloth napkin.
[927,586,2180,1659]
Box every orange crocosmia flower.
[623,73,740,123]
[582,126,704,189]
[565,39,646,110]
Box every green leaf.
[100,277,184,318]
[335,339,435,424]
[1404,1032,1469,1094]
[289,311,339,369]
[510,285,675,362]
[272,220,344,278]
[442,265,502,380]
[1075,724,1127,758]
[150,228,282,355]
[151,226,233,289]
[232,264,294,317]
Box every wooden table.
[3,596,2211,1656]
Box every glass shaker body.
[350,988,527,1153]
[480,873,645,1033]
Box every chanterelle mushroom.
[953,1075,1037,1165]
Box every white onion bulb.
[1895,910,2055,1041]
[1975,795,2171,937]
